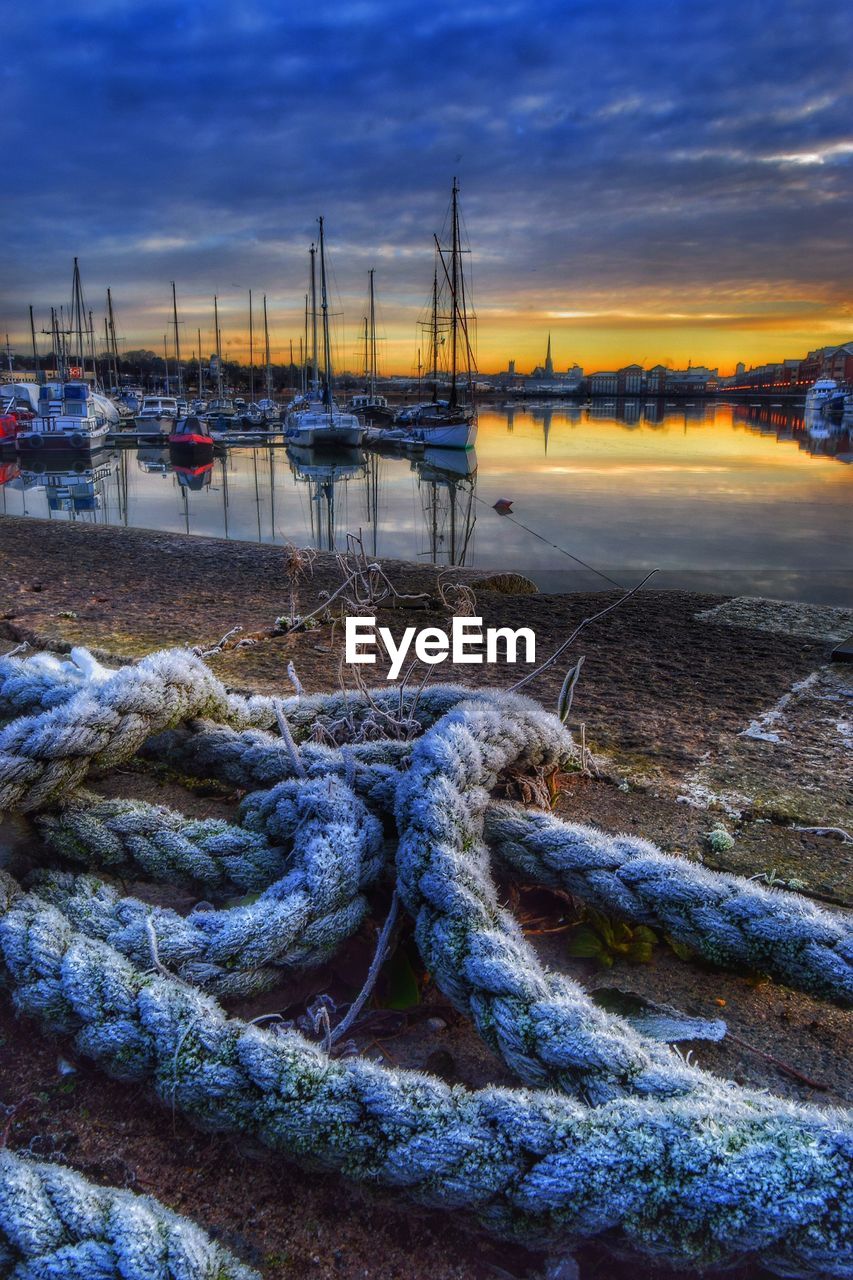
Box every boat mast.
[29,306,40,383]
[171,282,183,397]
[368,267,377,399]
[449,177,460,410]
[107,289,119,390]
[213,296,223,397]
[362,316,369,386]
[163,334,170,394]
[318,217,334,413]
[303,293,308,394]
[248,289,254,403]
[71,258,86,381]
[431,263,439,403]
[310,245,319,392]
[197,328,203,396]
[263,294,272,400]
[88,309,97,385]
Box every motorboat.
[137,396,179,424]
[169,416,215,463]
[16,382,114,451]
[804,379,839,415]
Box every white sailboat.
[285,219,363,449]
[392,180,478,450]
[16,260,118,451]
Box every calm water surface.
[2,402,850,605]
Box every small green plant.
[567,908,658,967]
[705,824,735,853]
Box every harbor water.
[2,401,850,605]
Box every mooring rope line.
[0,1148,260,1280]
[0,874,849,1279]
[0,646,851,1277]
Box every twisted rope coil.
[0,876,849,1279]
[32,778,384,997]
[0,650,275,814]
[2,647,852,1276]
[0,1148,259,1279]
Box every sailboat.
[393,180,478,450]
[348,269,395,424]
[284,219,363,448]
[16,259,118,452]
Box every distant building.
[589,371,618,395]
[507,359,516,376]
[645,364,667,395]
[544,334,554,379]
[617,364,644,394]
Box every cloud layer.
[2,0,851,370]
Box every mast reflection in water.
[0,401,849,604]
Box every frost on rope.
[0,647,852,1277]
[0,1149,260,1280]
[0,874,850,1279]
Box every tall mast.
[198,327,203,396]
[318,217,334,412]
[87,309,96,383]
[29,306,40,382]
[163,334,170,394]
[310,244,319,391]
[107,288,119,390]
[171,282,182,397]
[362,316,369,385]
[263,294,272,399]
[368,268,377,398]
[303,293,309,394]
[248,289,254,402]
[71,258,86,380]
[431,263,439,403]
[213,296,223,396]
[449,177,460,409]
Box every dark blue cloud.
[1,0,851,354]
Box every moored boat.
[284,221,364,449]
[16,382,114,451]
[385,180,478,450]
[804,379,839,415]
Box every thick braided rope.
[0,878,849,1279]
[0,647,472,744]
[45,724,853,1008]
[487,803,853,1006]
[143,723,409,812]
[395,694,746,1103]
[30,778,384,997]
[39,790,292,892]
[0,648,113,720]
[0,649,277,814]
[0,1149,259,1279]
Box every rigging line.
[472,493,624,589]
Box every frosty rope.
[0,876,849,1279]
[0,1148,259,1279]
[39,731,853,1007]
[39,790,292,893]
[32,777,384,997]
[486,804,853,1005]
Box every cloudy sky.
[2,0,852,373]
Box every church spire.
[544,332,553,378]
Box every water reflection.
[1,402,850,604]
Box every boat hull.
[406,419,477,449]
